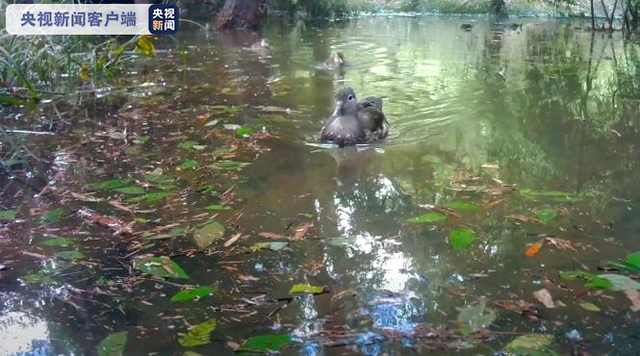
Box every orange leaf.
[524,238,545,258]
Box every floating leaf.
[183,352,204,356]
[599,274,640,291]
[236,126,254,137]
[405,212,447,224]
[242,334,291,352]
[610,252,640,273]
[179,141,199,150]
[533,288,556,308]
[97,331,128,356]
[23,273,60,285]
[213,160,251,170]
[627,252,640,270]
[177,160,199,170]
[457,299,496,334]
[0,209,16,220]
[289,284,324,294]
[197,185,218,196]
[560,270,612,289]
[520,189,580,202]
[134,256,189,279]
[112,186,146,195]
[579,302,600,312]
[41,237,75,247]
[87,178,132,191]
[537,208,558,223]
[55,250,85,260]
[193,220,225,249]
[445,201,479,210]
[41,208,67,224]
[204,204,232,212]
[250,242,288,252]
[524,238,545,258]
[135,135,150,144]
[130,192,173,203]
[171,286,217,302]
[178,319,216,347]
[506,334,555,355]
[448,229,476,251]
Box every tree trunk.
[215,0,267,31]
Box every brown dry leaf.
[70,192,103,202]
[293,222,313,241]
[482,186,517,195]
[109,200,134,213]
[624,289,640,311]
[506,214,542,224]
[258,232,288,240]
[545,237,578,252]
[224,232,243,247]
[227,341,240,351]
[533,288,556,308]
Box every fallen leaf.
[579,302,600,312]
[289,284,324,294]
[223,233,243,247]
[293,222,313,241]
[623,289,640,311]
[545,237,577,252]
[533,288,556,308]
[524,238,545,258]
[258,232,289,240]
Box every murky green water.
[2,16,640,355]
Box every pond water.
[1,15,640,356]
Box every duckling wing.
[358,97,383,111]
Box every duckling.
[250,38,269,50]
[460,23,473,31]
[323,52,345,70]
[320,87,388,147]
[358,96,388,142]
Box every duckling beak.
[333,100,344,116]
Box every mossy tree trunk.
[215,0,268,30]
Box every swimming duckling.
[250,38,269,50]
[460,23,473,31]
[323,52,345,70]
[320,87,389,147]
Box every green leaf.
[520,189,580,202]
[41,237,75,247]
[444,201,479,210]
[97,331,128,356]
[179,141,199,150]
[537,208,558,224]
[204,204,232,212]
[457,299,496,334]
[405,212,447,224]
[130,192,173,203]
[41,208,67,224]
[599,274,640,291]
[250,242,288,252]
[112,186,146,195]
[23,273,60,285]
[242,334,291,352]
[236,126,254,137]
[0,209,16,220]
[626,252,640,270]
[584,275,613,289]
[289,284,324,294]
[559,270,584,280]
[134,256,190,279]
[579,302,600,311]
[171,286,217,302]
[448,229,477,251]
[506,334,555,355]
[177,159,199,170]
[193,220,225,249]
[135,135,150,144]
[144,174,174,184]
[55,250,85,260]
[87,178,132,191]
[196,185,218,196]
[213,160,251,170]
[178,319,216,347]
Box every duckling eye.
[348,95,354,101]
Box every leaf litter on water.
[178,319,216,347]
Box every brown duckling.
[320,87,389,147]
